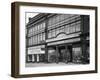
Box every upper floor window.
[75,21,81,32]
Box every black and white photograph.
[25,13,90,67]
[11,2,97,78]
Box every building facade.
[26,13,89,64]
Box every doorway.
[58,44,73,63]
[58,46,65,62]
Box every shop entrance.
[48,44,73,63]
[58,46,65,62]
[58,44,73,63]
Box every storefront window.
[32,55,35,62]
[73,47,82,63]
[28,55,32,62]
[86,46,90,61]
[48,48,56,62]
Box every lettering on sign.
[28,45,45,54]
[46,32,81,43]
[48,38,80,46]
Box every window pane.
[76,21,81,32]
[40,33,42,41]
[34,26,36,34]
[60,14,65,21]
[43,22,45,29]
[37,34,39,44]
[34,36,36,44]
[56,28,60,35]
[28,55,32,62]
[56,15,60,23]
[64,14,69,19]
[41,23,43,30]
[73,47,82,62]
[65,25,70,34]
[43,33,45,40]
[28,38,31,46]
[29,38,31,45]
[55,16,57,23]
[39,24,41,30]
[52,30,55,37]
[60,26,65,33]
[48,30,52,38]
[39,34,41,43]
[52,17,55,25]
[37,25,39,31]
[48,18,51,26]
[71,23,76,33]
[32,37,34,45]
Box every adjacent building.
[26,13,89,64]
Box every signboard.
[47,38,80,46]
[28,45,45,54]
[46,32,81,43]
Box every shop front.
[47,44,73,63]
[27,45,45,63]
[46,36,82,63]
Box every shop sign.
[46,32,81,43]
[28,45,45,54]
[48,38,80,46]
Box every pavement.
[25,62,86,67]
